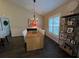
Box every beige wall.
[43,0,79,43]
[0,0,43,36]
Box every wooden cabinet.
[26,31,44,51]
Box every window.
[49,17,53,32]
[49,16,60,36]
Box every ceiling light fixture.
[28,0,38,28]
[33,0,36,20]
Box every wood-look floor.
[0,36,72,58]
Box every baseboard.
[45,32,60,45]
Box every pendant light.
[33,0,36,20]
[31,0,38,28]
[28,0,38,28]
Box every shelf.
[59,13,79,57]
[65,41,74,48]
[60,46,72,56]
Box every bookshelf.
[59,13,79,57]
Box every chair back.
[0,17,10,38]
[22,29,27,41]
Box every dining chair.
[0,27,10,47]
[0,31,7,47]
[22,29,27,52]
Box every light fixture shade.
[34,0,36,3]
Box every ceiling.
[9,0,71,15]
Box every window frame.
[48,15,60,37]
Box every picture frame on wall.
[70,40,75,44]
[60,33,64,39]
[61,18,65,25]
[67,20,73,25]
[67,28,73,33]
[71,17,75,21]
[67,17,76,25]
[67,35,73,40]
[67,39,71,42]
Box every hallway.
[0,36,72,58]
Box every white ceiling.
[9,0,71,15]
